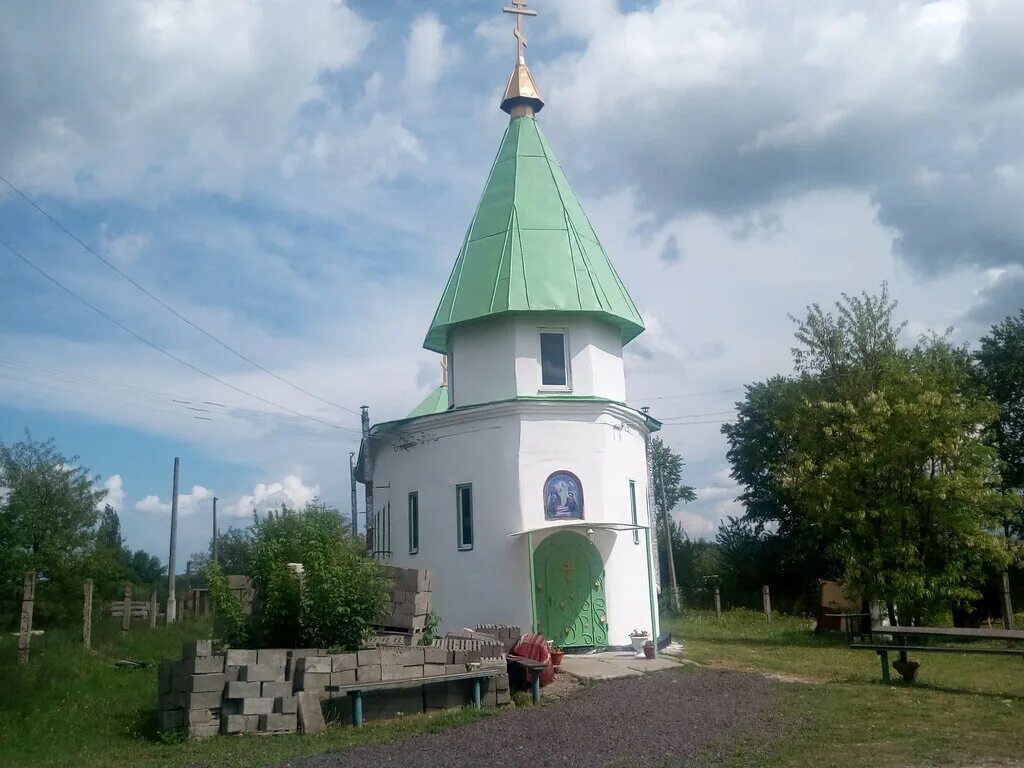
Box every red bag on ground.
[509,633,555,687]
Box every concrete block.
[497,690,511,705]
[240,664,280,682]
[382,647,424,667]
[225,649,258,666]
[382,665,422,681]
[296,692,325,734]
[260,713,298,733]
[331,653,358,672]
[182,640,212,658]
[158,692,185,711]
[262,680,292,698]
[187,673,226,693]
[187,724,219,740]
[157,709,184,731]
[423,646,447,665]
[184,691,223,710]
[423,664,447,677]
[186,708,218,726]
[295,656,331,674]
[241,697,275,715]
[221,699,242,715]
[445,664,467,675]
[356,648,381,666]
[295,672,330,689]
[275,696,297,714]
[330,669,356,686]
[158,662,172,695]
[223,665,240,683]
[357,664,382,683]
[182,655,225,675]
[221,714,260,734]
[226,681,261,699]
[449,650,468,665]
[257,649,288,669]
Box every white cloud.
[102,474,125,512]
[403,14,451,100]
[99,225,149,266]
[136,484,213,517]
[224,475,320,519]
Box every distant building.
[358,7,661,648]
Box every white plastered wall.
[370,401,657,645]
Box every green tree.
[974,309,1024,543]
[651,436,696,516]
[0,433,106,624]
[779,291,1006,620]
[191,526,254,576]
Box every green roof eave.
[424,115,645,355]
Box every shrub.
[204,563,250,648]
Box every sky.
[1,0,1022,565]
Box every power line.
[0,237,362,435]
[660,419,735,427]
[659,408,737,421]
[630,387,742,402]
[0,173,361,418]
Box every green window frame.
[408,492,419,555]
[629,480,639,544]
[456,484,474,551]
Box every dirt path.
[289,669,777,768]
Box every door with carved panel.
[533,531,608,647]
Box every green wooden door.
[533,531,608,647]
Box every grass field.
[0,620,491,768]
[1,612,1021,768]
[671,610,1024,768]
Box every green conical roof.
[424,115,645,354]
[407,385,449,418]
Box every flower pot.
[630,635,647,654]
[892,659,919,683]
[550,650,565,669]
[643,644,655,659]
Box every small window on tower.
[540,330,569,388]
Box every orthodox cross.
[503,0,537,63]
[560,560,575,583]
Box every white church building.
[358,11,663,649]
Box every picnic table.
[326,669,501,727]
[850,625,1024,683]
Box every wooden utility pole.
[166,457,180,624]
[763,585,772,623]
[212,496,219,565]
[361,406,374,554]
[82,579,94,650]
[121,584,132,632]
[349,451,358,539]
[149,588,158,629]
[657,461,681,613]
[17,571,36,664]
[1001,571,1015,630]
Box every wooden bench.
[850,625,1024,683]
[326,669,501,727]
[506,654,550,705]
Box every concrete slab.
[559,650,682,681]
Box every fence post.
[83,578,94,650]
[121,584,132,632]
[1001,572,1014,630]
[18,571,36,665]
[149,589,158,629]
[714,585,722,618]
[762,585,772,624]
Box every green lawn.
[2,613,1021,768]
[671,610,1024,768]
[0,620,492,768]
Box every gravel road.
[290,669,777,768]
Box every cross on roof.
[503,0,538,63]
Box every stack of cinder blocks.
[379,566,432,641]
[432,635,505,660]
[474,624,522,653]
[157,640,226,740]
[221,649,298,735]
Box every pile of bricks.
[474,624,522,653]
[157,640,228,740]
[379,566,432,640]
[157,638,513,739]
[108,600,155,620]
